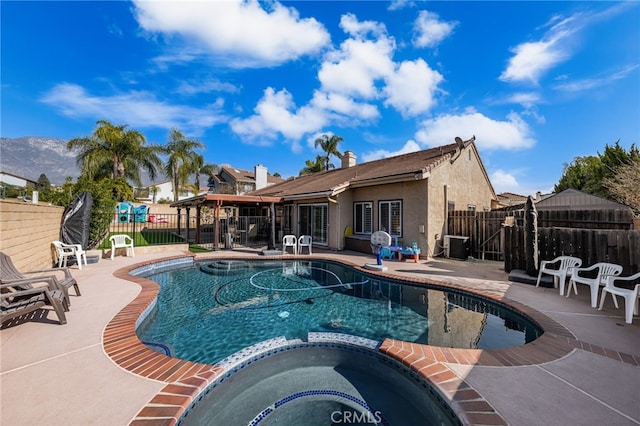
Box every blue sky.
[2,1,639,195]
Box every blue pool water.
[136,259,541,364]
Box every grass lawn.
[98,230,185,249]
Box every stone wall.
[0,199,64,271]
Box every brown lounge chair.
[1,282,67,325]
[0,252,80,308]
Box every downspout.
[328,195,339,250]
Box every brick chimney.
[341,151,356,168]
[254,164,268,190]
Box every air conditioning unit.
[443,235,469,260]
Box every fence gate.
[447,210,521,261]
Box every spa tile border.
[102,255,639,426]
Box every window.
[467,204,476,212]
[354,202,373,234]
[379,200,402,237]
[299,203,328,244]
[447,201,456,211]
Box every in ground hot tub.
[178,338,461,426]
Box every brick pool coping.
[103,255,640,426]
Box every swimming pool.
[178,341,462,426]
[136,259,542,365]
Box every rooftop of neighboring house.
[250,137,491,198]
[496,192,529,206]
[0,170,38,186]
[536,188,632,210]
[208,166,285,186]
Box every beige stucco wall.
[0,199,64,271]
[333,144,494,257]
[427,146,495,256]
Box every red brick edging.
[102,255,639,426]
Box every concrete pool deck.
[1,247,639,425]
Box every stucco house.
[250,136,496,256]
[208,165,285,195]
[135,180,203,203]
[170,136,496,257]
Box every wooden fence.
[447,208,637,272]
[503,227,640,275]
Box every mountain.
[0,137,210,188]
[0,137,80,185]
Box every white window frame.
[378,200,402,237]
[353,201,373,235]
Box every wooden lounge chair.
[1,282,67,326]
[0,252,80,307]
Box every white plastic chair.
[52,240,87,270]
[567,262,623,308]
[598,272,640,324]
[109,234,135,260]
[282,235,297,255]
[298,235,312,254]
[536,256,582,296]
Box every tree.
[48,176,130,248]
[150,185,159,204]
[164,129,204,202]
[299,155,326,176]
[604,158,640,215]
[36,173,52,201]
[67,120,164,187]
[314,133,343,171]
[190,153,219,193]
[554,141,639,199]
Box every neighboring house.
[0,171,37,188]
[495,192,528,208]
[135,180,203,203]
[535,188,632,211]
[171,137,496,256]
[208,165,284,195]
[249,136,496,255]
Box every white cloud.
[412,10,457,48]
[414,110,535,150]
[40,83,225,135]
[176,79,240,95]
[133,0,330,68]
[553,64,640,92]
[310,91,379,121]
[383,59,444,117]
[491,169,519,189]
[388,0,415,11]
[229,87,328,150]
[318,14,395,99]
[361,140,421,162]
[499,37,569,85]
[490,169,552,197]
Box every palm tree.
[190,154,219,192]
[299,155,326,176]
[164,129,204,202]
[67,120,163,186]
[314,133,344,171]
[150,185,159,204]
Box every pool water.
[137,259,541,364]
[178,343,462,426]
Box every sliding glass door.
[298,203,328,245]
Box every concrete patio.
[1,248,639,425]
